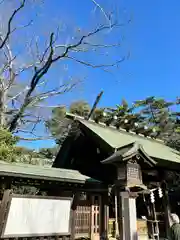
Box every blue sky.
[13,0,180,149]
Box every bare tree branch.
[19,135,54,141]
[8,22,120,132]
[67,56,125,70]
[8,33,54,131]
[6,80,47,104]
[32,82,77,100]
[52,23,118,62]
[4,42,16,89]
[90,0,111,26]
[0,0,26,49]
[0,0,125,139]
[0,35,16,87]
[83,42,121,48]
[11,20,33,34]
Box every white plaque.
[1,196,72,238]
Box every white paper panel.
[3,197,71,237]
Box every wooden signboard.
[0,191,73,238]
[127,163,143,187]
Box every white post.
[120,192,138,240]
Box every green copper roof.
[79,119,180,164]
[0,161,93,183]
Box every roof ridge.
[65,112,164,144]
[96,120,164,143]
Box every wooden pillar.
[71,193,79,240]
[100,193,109,240]
[0,189,11,236]
[119,192,138,240]
[104,201,109,239]
[0,178,11,202]
[161,181,171,238]
[70,208,76,240]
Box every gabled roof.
[101,142,156,166]
[77,118,180,164]
[0,161,96,184]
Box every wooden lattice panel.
[75,201,91,236]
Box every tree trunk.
[0,89,6,127]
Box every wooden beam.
[86,91,104,120]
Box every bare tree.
[0,0,127,140]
